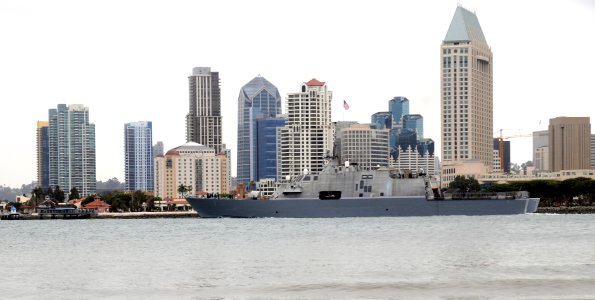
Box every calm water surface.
[1,214,594,299]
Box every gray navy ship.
[187,161,540,218]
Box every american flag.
[343,100,350,110]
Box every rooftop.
[444,6,487,44]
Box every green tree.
[29,187,44,207]
[177,184,192,197]
[131,190,147,211]
[81,195,95,207]
[53,186,65,202]
[45,186,54,199]
[448,175,480,192]
[69,187,81,200]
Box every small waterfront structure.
[38,207,97,219]
[84,196,111,213]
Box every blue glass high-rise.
[237,76,281,185]
[256,116,287,181]
[125,121,154,192]
[403,114,423,141]
[371,112,392,129]
[388,96,409,126]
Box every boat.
[1,213,21,220]
[186,160,540,218]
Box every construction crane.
[496,129,532,171]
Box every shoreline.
[4,207,594,220]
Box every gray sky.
[1,0,594,188]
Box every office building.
[493,138,510,173]
[388,96,409,127]
[256,115,286,181]
[390,145,437,176]
[153,141,164,158]
[591,134,595,169]
[403,114,424,141]
[279,79,333,178]
[371,112,392,130]
[236,76,282,185]
[332,121,359,160]
[154,142,230,199]
[548,117,591,172]
[340,124,390,169]
[440,6,493,184]
[48,104,96,197]
[532,130,548,166]
[36,121,50,190]
[124,121,154,192]
[186,67,223,153]
[535,146,550,172]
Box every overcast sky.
[1,0,594,188]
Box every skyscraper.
[49,104,96,197]
[403,114,424,141]
[340,124,390,169]
[186,67,223,153]
[36,121,50,190]
[441,6,493,177]
[124,121,154,192]
[591,134,595,169]
[388,96,409,127]
[280,79,333,178]
[548,117,591,172]
[493,138,510,173]
[371,112,392,130]
[256,115,286,181]
[153,141,164,158]
[236,76,282,185]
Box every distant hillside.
[0,178,126,201]
[0,182,36,201]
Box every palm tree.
[177,184,192,198]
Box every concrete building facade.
[36,121,50,190]
[440,5,493,186]
[153,141,164,158]
[591,134,595,169]
[340,124,390,169]
[535,146,549,173]
[186,67,223,153]
[279,79,333,178]
[548,117,591,172]
[390,146,437,176]
[154,142,230,199]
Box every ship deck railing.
[433,191,530,201]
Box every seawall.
[536,206,595,214]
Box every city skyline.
[1,1,595,188]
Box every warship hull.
[187,196,540,218]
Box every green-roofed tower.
[440,5,494,186]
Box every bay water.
[1,214,594,299]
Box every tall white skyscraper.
[440,6,493,184]
[279,79,333,178]
[124,121,153,192]
[49,104,96,197]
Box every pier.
[38,207,97,219]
